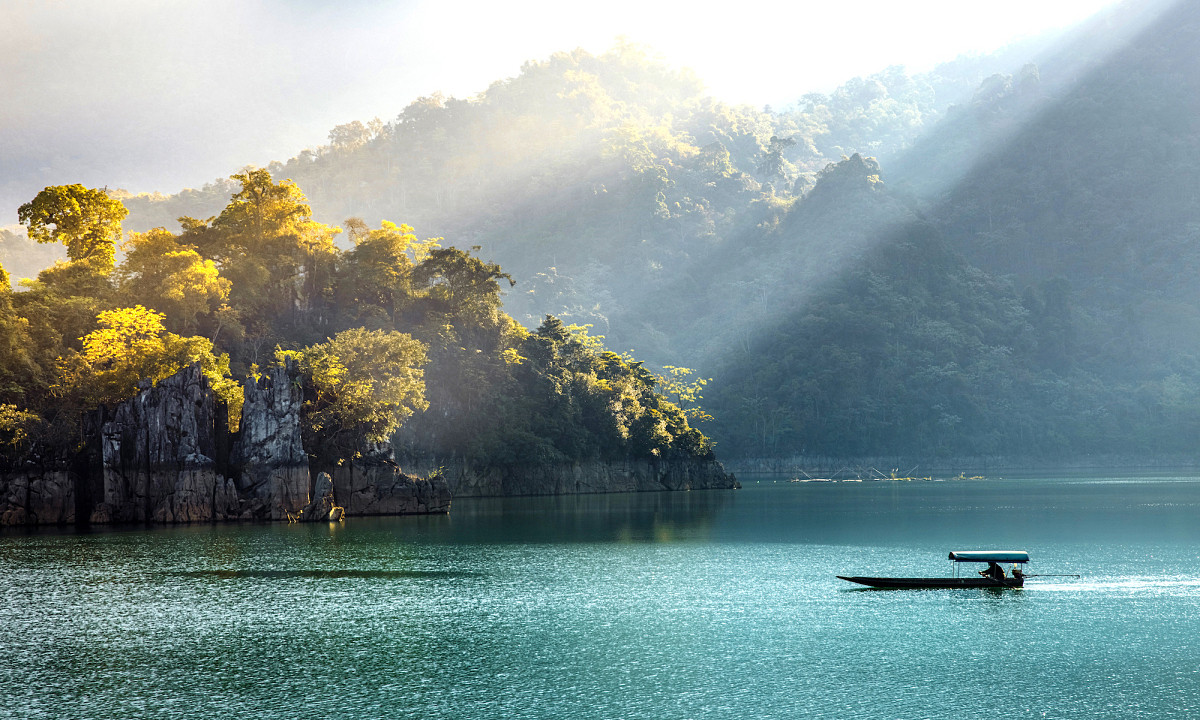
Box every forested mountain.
[8,0,1198,464]
[709,0,1200,459]
[113,42,1031,336]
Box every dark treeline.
[7,0,1199,463]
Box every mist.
[2,0,1121,223]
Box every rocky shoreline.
[0,361,451,526]
[0,362,738,526]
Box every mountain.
[115,42,1029,342]
[16,0,1200,463]
[706,0,1200,459]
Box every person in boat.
[979,561,1005,581]
[1011,565,1024,581]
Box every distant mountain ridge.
[119,42,1033,331]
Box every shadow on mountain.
[690,0,1200,460]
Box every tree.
[338,221,439,328]
[0,262,38,404]
[288,328,429,460]
[192,169,341,349]
[54,305,240,419]
[329,120,372,150]
[756,135,796,183]
[0,404,40,450]
[117,227,230,333]
[654,366,713,423]
[412,246,514,333]
[18,185,128,270]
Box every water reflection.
[415,488,734,545]
[171,569,482,580]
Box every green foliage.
[18,184,127,269]
[411,246,514,330]
[0,404,40,449]
[54,305,241,424]
[336,220,427,329]
[505,316,714,461]
[0,271,38,405]
[756,136,796,184]
[186,169,341,353]
[655,366,713,423]
[288,328,429,458]
[117,227,230,333]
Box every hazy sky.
[1,0,1123,219]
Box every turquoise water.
[4,475,1200,719]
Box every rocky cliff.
[91,365,239,523]
[231,358,310,521]
[329,441,453,514]
[0,362,451,526]
[0,468,76,525]
[0,362,736,525]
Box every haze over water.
[5,475,1199,719]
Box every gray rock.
[232,358,310,520]
[330,441,451,515]
[295,471,340,522]
[96,363,239,523]
[0,468,75,525]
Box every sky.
[1,0,1124,221]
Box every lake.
[4,474,1200,719]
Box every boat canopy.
[948,550,1030,563]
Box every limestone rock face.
[232,358,310,520]
[0,468,75,525]
[331,441,451,515]
[408,457,738,497]
[1,360,741,525]
[94,363,239,524]
[296,471,341,522]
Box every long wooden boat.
[836,575,1023,589]
[838,550,1030,589]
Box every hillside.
[706,0,1200,459]
[115,44,1030,335]
[10,1,1200,464]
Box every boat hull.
[837,576,1024,589]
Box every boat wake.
[1034,576,1200,593]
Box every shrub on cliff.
[283,327,429,464]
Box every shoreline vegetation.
[0,172,734,526]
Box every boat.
[838,550,1029,589]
